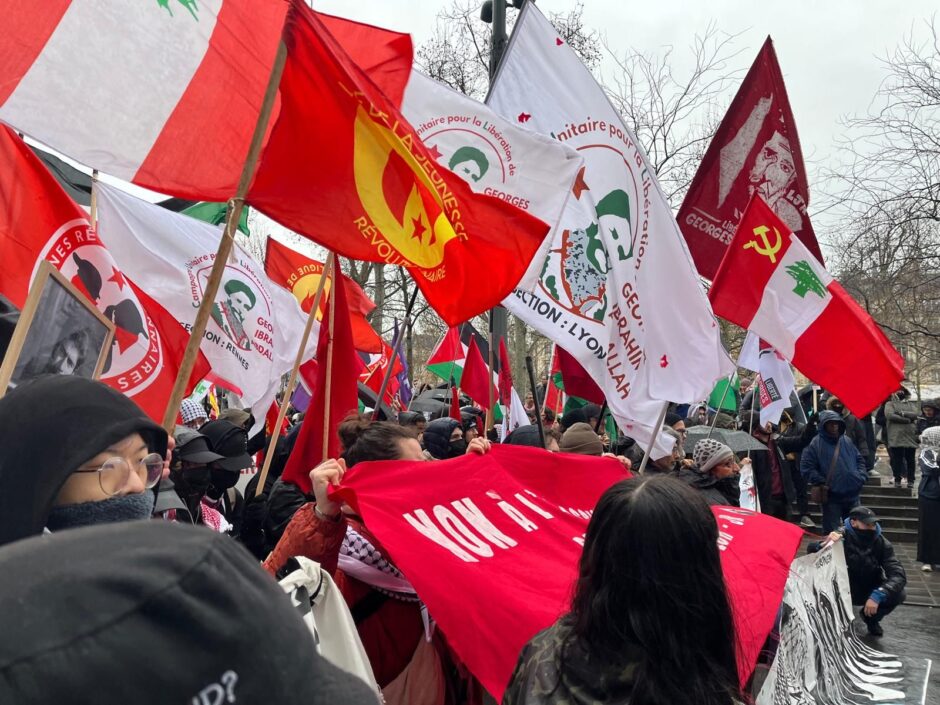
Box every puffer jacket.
[885,397,920,448]
[800,411,868,499]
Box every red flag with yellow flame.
[263,237,382,353]
[248,1,550,325]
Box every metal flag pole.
[373,286,420,421]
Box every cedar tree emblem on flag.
[786,261,825,298]
[156,0,199,20]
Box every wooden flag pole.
[160,40,288,433]
[637,401,669,474]
[320,256,339,463]
[89,169,99,227]
[252,253,335,499]
[373,286,420,421]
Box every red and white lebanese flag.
[710,196,904,416]
[0,125,207,420]
[0,1,286,200]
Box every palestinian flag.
[708,375,740,412]
[181,202,250,236]
[426,323,493,386]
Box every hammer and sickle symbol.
[743,225,782,263]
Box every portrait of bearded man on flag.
[210,278,256,352]
[748,131,800,232]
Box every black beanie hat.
[0,375,167,548]
[423,417,460,459]
[0,521,377,704]
[505,424,545,448]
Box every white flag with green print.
[488,3,732,455]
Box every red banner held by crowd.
[334,446,803,699]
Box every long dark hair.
[566,474,740,705]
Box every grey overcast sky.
[316,0,938,248]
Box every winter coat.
[919,450,940,501]
[264,478,310,555]
[503,619,645,705]
[673,468,740,507]
[810,519,906,605]
[749,436,795,510]
[800,411,868,499]
[885,397,920,448]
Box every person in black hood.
[0,521,377,704]
[809,506,906,637]
[423,416,467,459]
[0,375,167,548]
[825,395,870,468]
[916,398,940,437]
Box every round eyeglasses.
[74,453,164,496]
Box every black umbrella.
[683,426,767,454]
[357,382,393,420]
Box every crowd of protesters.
[0,371,933,703]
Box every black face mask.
[448,439,468,458]
[171,464,211,500]
[855,527,876,543]
[206,467,239,500]
[831,402,845,413]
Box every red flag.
[450,383,462,421]
[460,337,496,410]
[359,340,403,405]
[709,196,904,416]
[281,274,362,493]
[0,125,207,421]
[333,446,802,699]
[557,347,604,404]
[247,2,550,326]
[264,237,382,353]
[678,38,822,280]
[498,339,513,405]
